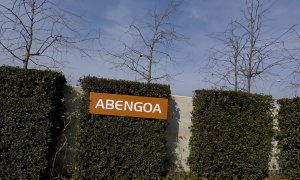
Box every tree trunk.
[147,60,152,84]
[247,57,252,93]
[147,46,154,84]
[23,51,30,69]
[247,76,251,93]
[234,55,238,91]
[23,60,29,69]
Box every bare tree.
[281,29,300,96]
[106,0,184,83]
[206,21,246,91]
[239,0,275,93]
[0,0,95,69]
[206,0,294,93]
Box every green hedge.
[188,90,273,179]
[75,76,170,179]
[0,66,66,179]
[277,98,300,178]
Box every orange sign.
[89,92,168,120]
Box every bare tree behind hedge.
[206,21,246,91]
[0,0,95,69]
[106,0,184,83]
[206,0,294,93]
[282,29,300,96]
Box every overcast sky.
[2,0,300,98]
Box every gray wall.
[166,95,193,172]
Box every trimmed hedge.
[188,90,273,179]
[277,98,300,178]
[75,76,170,179]
[0,66,66,179]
